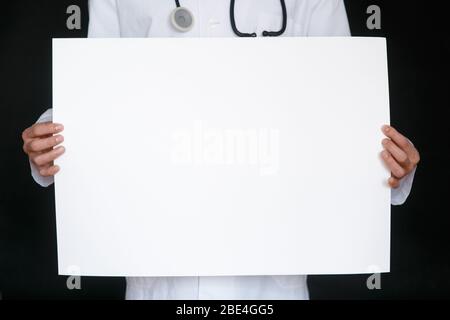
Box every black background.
[0,0,449,299]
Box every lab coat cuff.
[30,159,55,187]
[391,166,417,206]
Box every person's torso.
[90,0,349,300]
[126,275,309,299]
[114,0,318,37]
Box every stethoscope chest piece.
[171,7,194,32]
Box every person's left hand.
[381,125,420,189]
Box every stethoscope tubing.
[230,0,287,37]
[172,0,288,37]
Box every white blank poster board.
[53,37,391,277]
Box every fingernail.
[382,151,389,159]
[57,146,66,153]
[382,125,390,132]
[382,139,389,146]
[54,124,64,132]
[55,135,64,143]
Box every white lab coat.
[31,0,417,300]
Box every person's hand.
[22,122,65,177]
[381,125,420,188]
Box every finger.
[27,148,52,159]
[25,135,64,153]
[382,138,410,166]
[24,122,64,139]
[381,125,415,156]
[388,176,400,189]
[381,150,406,179]
[31,146,65,166]
[39,165,60,177]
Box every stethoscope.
[171,0,287,37]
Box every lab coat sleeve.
[30,0,119,186]
[306,0,418,205]
[307,0,351,36]
[29,109,55,187]
[391,165,417,206]
[88,0,121,37]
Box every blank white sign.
[53,37,391,277]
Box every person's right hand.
[22,122,65,177]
